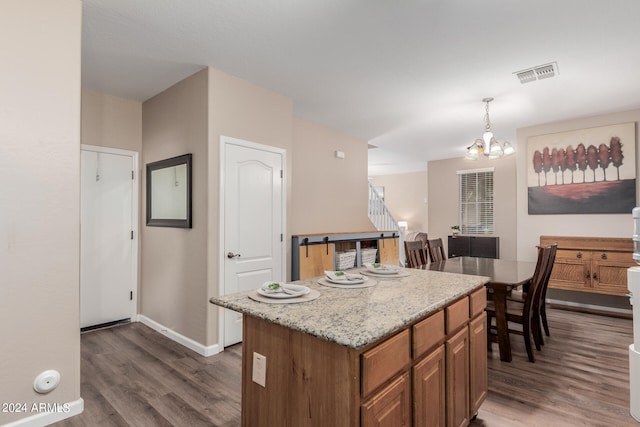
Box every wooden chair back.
[427,238,446,263]
[404,240,428,268]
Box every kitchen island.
[210,268,489,427]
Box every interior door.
[222,137,285,346]
[80,148,136,328]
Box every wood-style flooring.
[53,307,636,426]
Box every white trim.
[547,298,632,315]
[3,398,83,427]
[456,166,495,174]
[137,315,220,357]
[218,136,287,350]
[80,144,139,324]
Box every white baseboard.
[547,298,632,316]
[137,315,220,357]
[3,398,83,427]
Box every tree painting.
[527,122,636,215]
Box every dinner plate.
[363,263,402,274]
[324,271,368,285]
[257,283,310,299]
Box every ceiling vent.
[368,143,378,149]
[514,62,558,84]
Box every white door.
[80,147,137,328]
[222,137,285,346]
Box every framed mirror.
[146,153,192,228]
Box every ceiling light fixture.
[465,97,515,160]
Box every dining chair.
[426,238,446,263]
[404,240,428,268]
[486,245,552,362]
[507,243,557,347]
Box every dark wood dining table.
[427,256,537,362]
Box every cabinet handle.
[601,253,607,260]
[593,272,598,280]
[576,252,582,259]
[586,270,591,279]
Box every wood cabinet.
[241,287,488,427]
[448,235,499,259]
[540,236,635,296]
[292,231,400,280]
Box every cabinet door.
[446,328,469,427]
[378,237,400,265]
[469,237,498,259]
[448,236,469,258]
[468,313,487,416]
[361,372,411,427]
[548,249,589,291]
[592,251,635,296]
[413,345,445,427]
[298,244,335,280]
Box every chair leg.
[532,315,543,351]
[523,320,535,363]
[541,305,550,337]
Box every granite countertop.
[209,268,489,350]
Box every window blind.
[458,169,494,234]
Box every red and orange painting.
[527,122,636,214]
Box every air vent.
[368,143,378,149]
[514,62,558,84]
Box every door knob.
[227,252,241,259]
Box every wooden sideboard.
[540,235,635,296]
[292,231,400,280]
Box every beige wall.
[81,89,142,152]
[427,154,518,260]
[0,0,82,424]
[141,69,210,345]
[369,171,428,232]
[516,109,640,309]
[291,117,374,234]
[207,68,294,343]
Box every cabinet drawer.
[413,310,444,359]
[446,297,469,335]
[469,288,487,318]
[361,329,410,397]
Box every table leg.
[490,285,512,362]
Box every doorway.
[219,136,286,347]
[80,145,138,329]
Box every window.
[457,168,494,234]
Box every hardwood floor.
[53,307,635,426]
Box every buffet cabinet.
[540,235,635,296]
[448,235,499,259]
[241,287,487,427]
[292,231,400,280]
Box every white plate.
[257,283,310,299]
[324,271,368,285]
[363,263,402,274]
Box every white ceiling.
[82,0,640,175]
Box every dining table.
[427,256,537,362]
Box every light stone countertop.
[210,268,489,350]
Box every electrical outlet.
[252,352,266,387]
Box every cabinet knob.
[576,252,582,259]
[586,270,591,279]
[601,253,608,260]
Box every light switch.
[252,352,266,387]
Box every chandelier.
[465,97,515,160]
